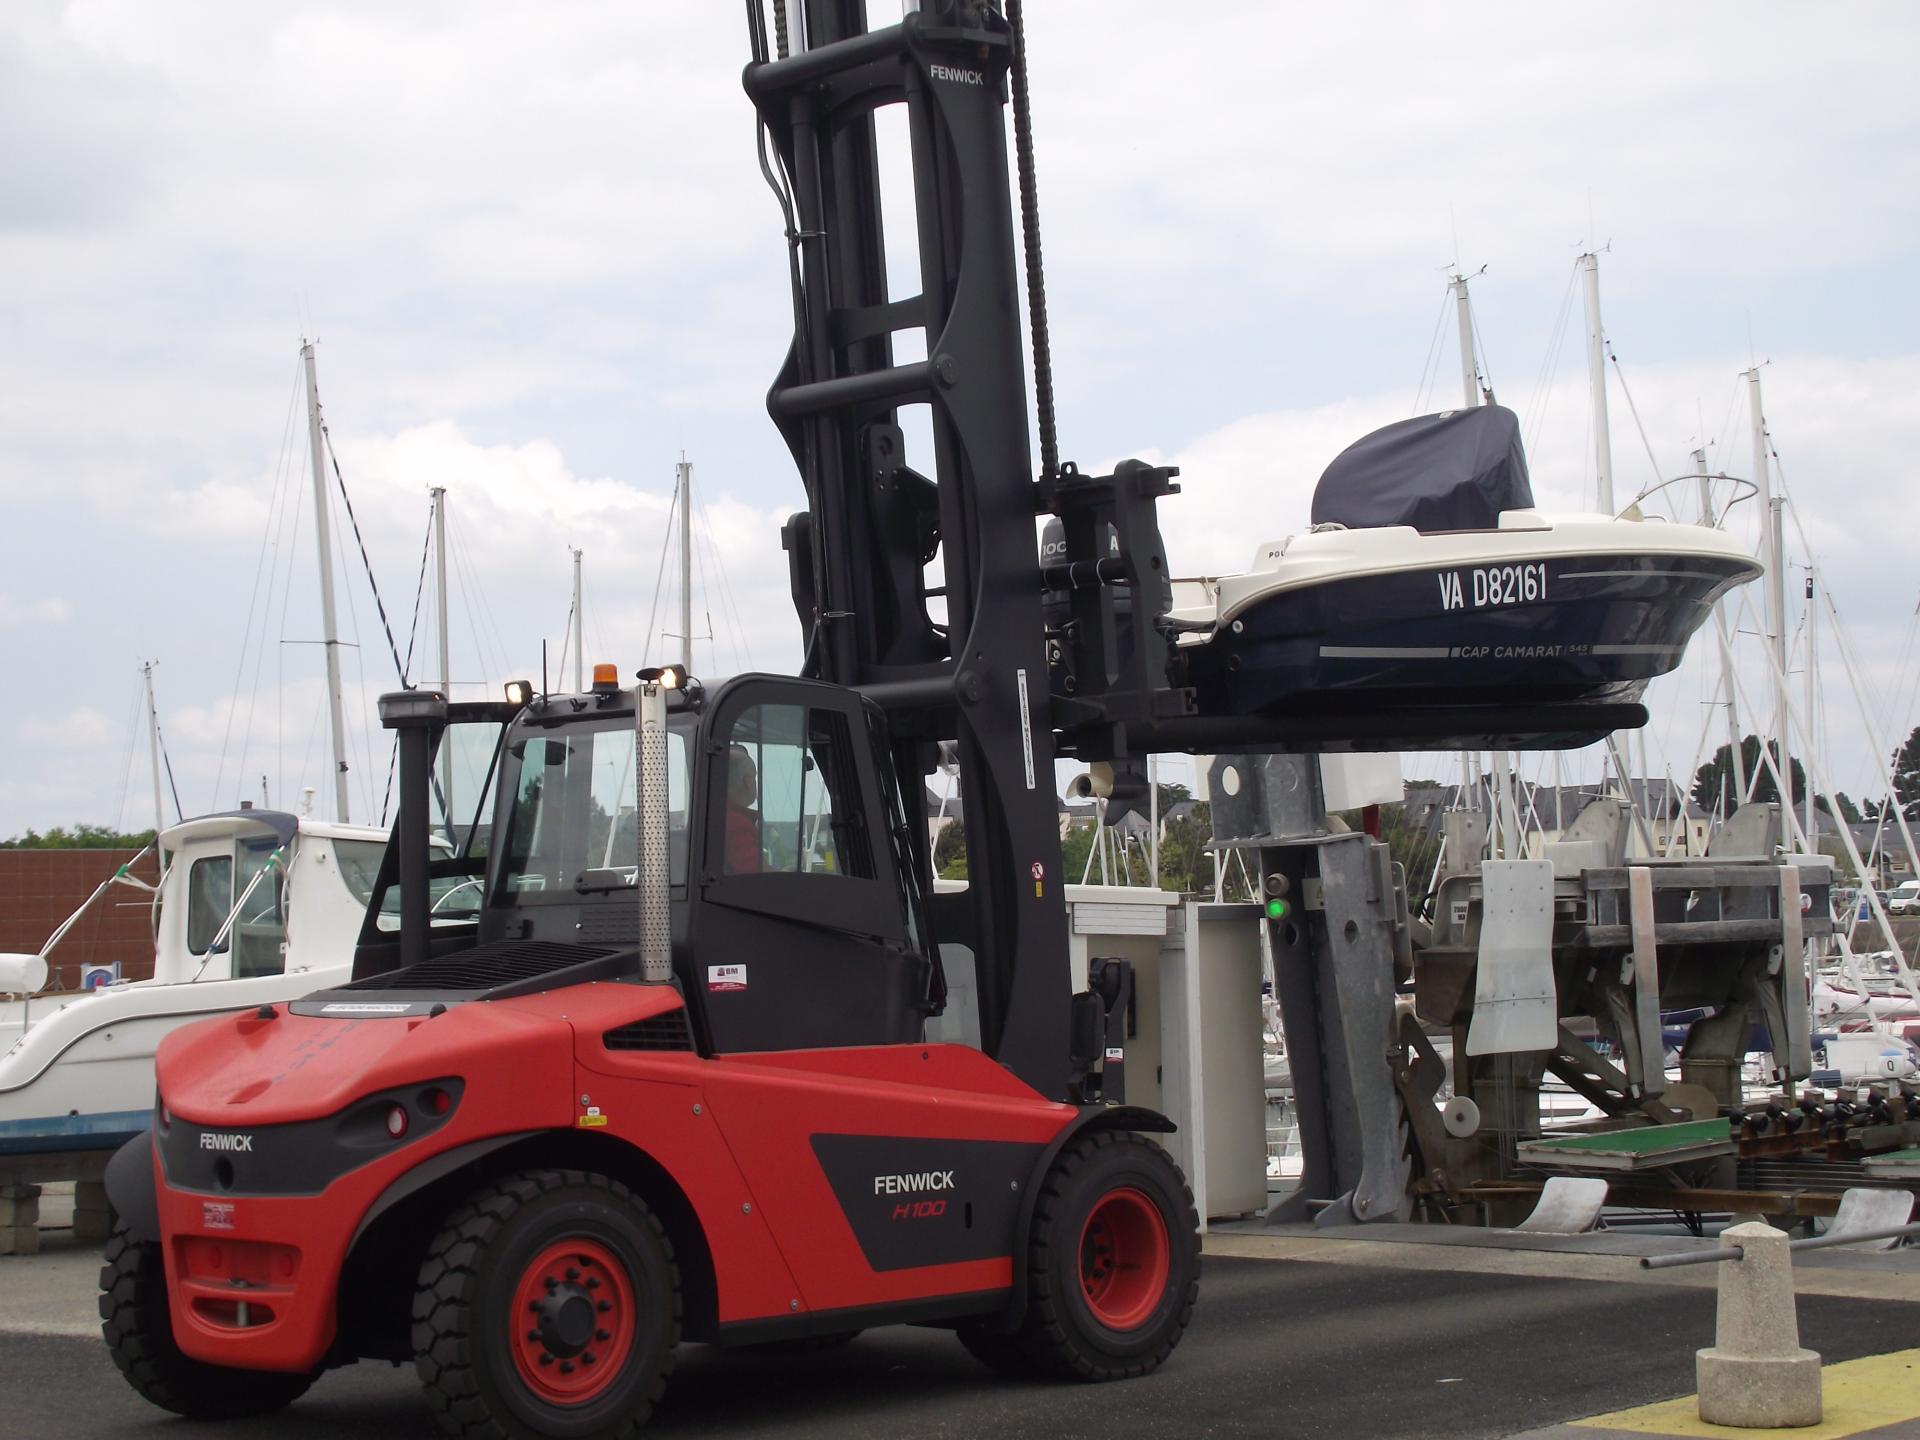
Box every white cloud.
[19,705,115,750]
[0,595,70,628]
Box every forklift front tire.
[1011,1130,1200,1382]
[413,1169,681,1440]
[99,1224,314,1419]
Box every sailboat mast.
[1450,274,1478,407]
[1804,572,1817,845]
[1695,447,1748,804]
[1450,272,1518,857]
[677,457,694,673]
[431,485,453,825]
[143,661,166,858]
[301,339,352,824]
[1749,367,1790,853]
[1580,252,1614,513]
[431,487,451,696]
[571,547,585,691]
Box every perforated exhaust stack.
[635,678,674,983]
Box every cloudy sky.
[3,2,1917,837]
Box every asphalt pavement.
[5,1255,1920,1440]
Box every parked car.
[1887,879,1920,916]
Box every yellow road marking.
[1572,1348,1920,1438]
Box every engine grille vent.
[342,941,615,993]
[577,909,640,946]
[603,1011,694,1052]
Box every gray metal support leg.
[0,1185,42,1256]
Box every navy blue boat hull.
[1186,551,1756,719]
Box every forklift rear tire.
[99,1224,314,1419]
[1003,1130,1200,1383]
[413,1169,681,1440]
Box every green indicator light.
[1265,897,1289,920]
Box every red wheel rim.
[1077,1186,1170,1331]
[508,1238,635,1405]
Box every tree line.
[0,825,158,850]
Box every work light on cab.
[635,664,687,691]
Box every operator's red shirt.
[725,802,760,874]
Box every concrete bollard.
[1696,1222,1822,1428]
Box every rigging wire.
[325,471,378,823]
[240,423,307,811]
[449,533,491,694]
[322,428,408,683]
[215,353,304,806]
[108,669,144,835]
[1468,298,1497,403]
[447,505,514,687]
[689,498,732,671]
[1605,341,1668,496]
[380,507,430,822]
[1411,287,1451,416]
[639,482,681,664]
[555,591,576,687]
[398,506,434,685]
[697,492,756,674]
[1774,450,1918,815]
[292,686,326,813]
[1521,263,1579,461]
[582,571,611,660]
[149,681,186,825]
[689,512,716,669]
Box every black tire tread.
[98,1223,313,1419]
[1011,1130,1201,1383]
[411,1168,680,1440]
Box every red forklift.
[102,5,1208,1436]
[98,3,1649,1437]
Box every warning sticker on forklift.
[707,964,748,992]
[202,1202,235,1230]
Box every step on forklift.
[98,4,1655,1437]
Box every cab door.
[689,677,929,1053]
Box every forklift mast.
[744,0,1088,1098]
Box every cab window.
[724,703,873,879]
[498,723,691,897]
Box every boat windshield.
[338,838,480,930]
[496,720,691,898]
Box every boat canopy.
[1310,404,1534,534]
[159,808,300,851]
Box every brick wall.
[0,849,161,990]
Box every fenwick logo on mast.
[929,63,985,86]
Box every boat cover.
[1311,405,1533,533]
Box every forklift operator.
[724,743,760,873]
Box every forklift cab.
[689,675,939,1052]
[356,673,941,1056]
